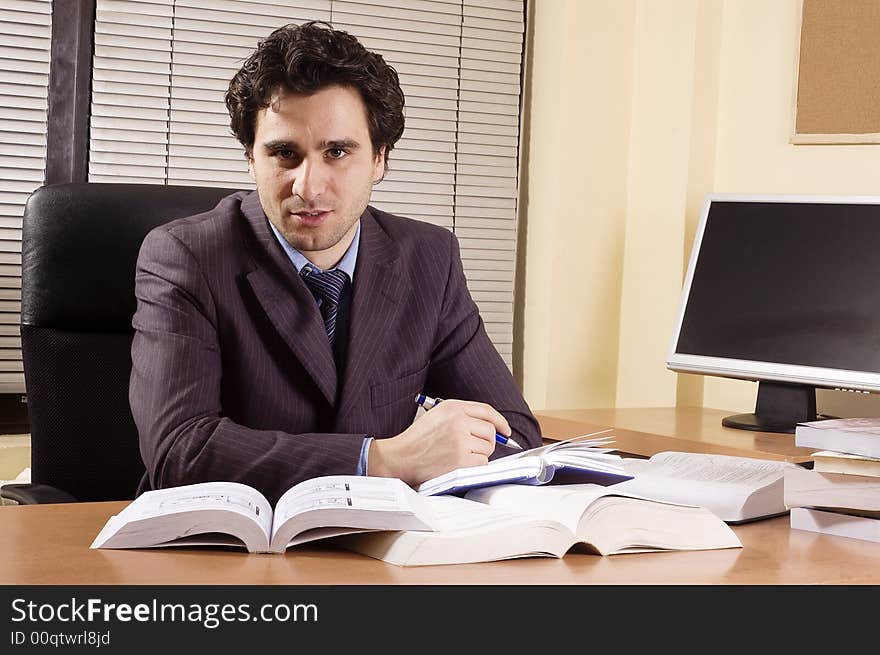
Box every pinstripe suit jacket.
[130,190,541,503]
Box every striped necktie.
[301,265,349,343]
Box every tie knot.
[301,266,348,306]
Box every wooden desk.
[1,500,879,584]
[2,407,876,585]
[536,406,815,463]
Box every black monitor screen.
[676,200,880,375]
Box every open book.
[336,483,741,566]
[416,431,632,496]
[611,452,798,523]
[90,476,435,554]
[91,474,741,566]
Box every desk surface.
[2,407,876,585]
[3,500,880,585]
[536,406,815,463]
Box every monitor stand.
[721,381,817,434]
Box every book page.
[802,417,880,433]
[416,456,546,496]
[273,476,426,527]
[341,485,741,561]
[613,452,792,522]
[811,450,880,476]
[505,429,628,478]
[270,476,439,551]
[620,452,789,485]
[90,482,274,552]
[112,482,273,537]
[422,494,540,532]
[783,466,880,512]
[544,449,626,472]
[465,483,613,532]
[505,429,616,462]
[335,494,575,565]
[812,450,880,462]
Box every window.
[89,0,524,366]
[0,0,52,393]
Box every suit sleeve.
[130,228,365,504]
[425,231,542,455]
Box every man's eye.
[275,149,295,159]
[327,148,347,159]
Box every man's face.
[248,84,385,268]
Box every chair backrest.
[21,182,240,501]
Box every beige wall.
[519,0,880,416]
[520,0,635,410]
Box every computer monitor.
[667,193,880,434]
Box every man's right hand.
[367,399,511,487]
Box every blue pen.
[414,393,524,450]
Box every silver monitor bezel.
[666,192,880,393]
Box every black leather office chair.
[1,182,240,504]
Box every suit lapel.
[337,209,405,421]
[240,192,337,406]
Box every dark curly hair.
[225,21,405,172]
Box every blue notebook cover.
[546,465,633,486]
[417,458,633,496]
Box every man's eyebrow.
[262,139,300,151]
[321,138,360,150]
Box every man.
[130,21,541,504]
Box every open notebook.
[416,430,632,496]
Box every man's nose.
[291,158,326,202]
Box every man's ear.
[247,153,256,181]
[372,146,386,184]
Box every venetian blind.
[0,0,52,393]
[455,0,522,364]
[89,0,173,184]
[88,0,525,367]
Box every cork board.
[792,0,880,144]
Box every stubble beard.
[277,183,373,256]
[279,214,355,253]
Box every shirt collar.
[268,220,360,281]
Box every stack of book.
[787,418,880,543]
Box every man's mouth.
[292,209,332,225]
